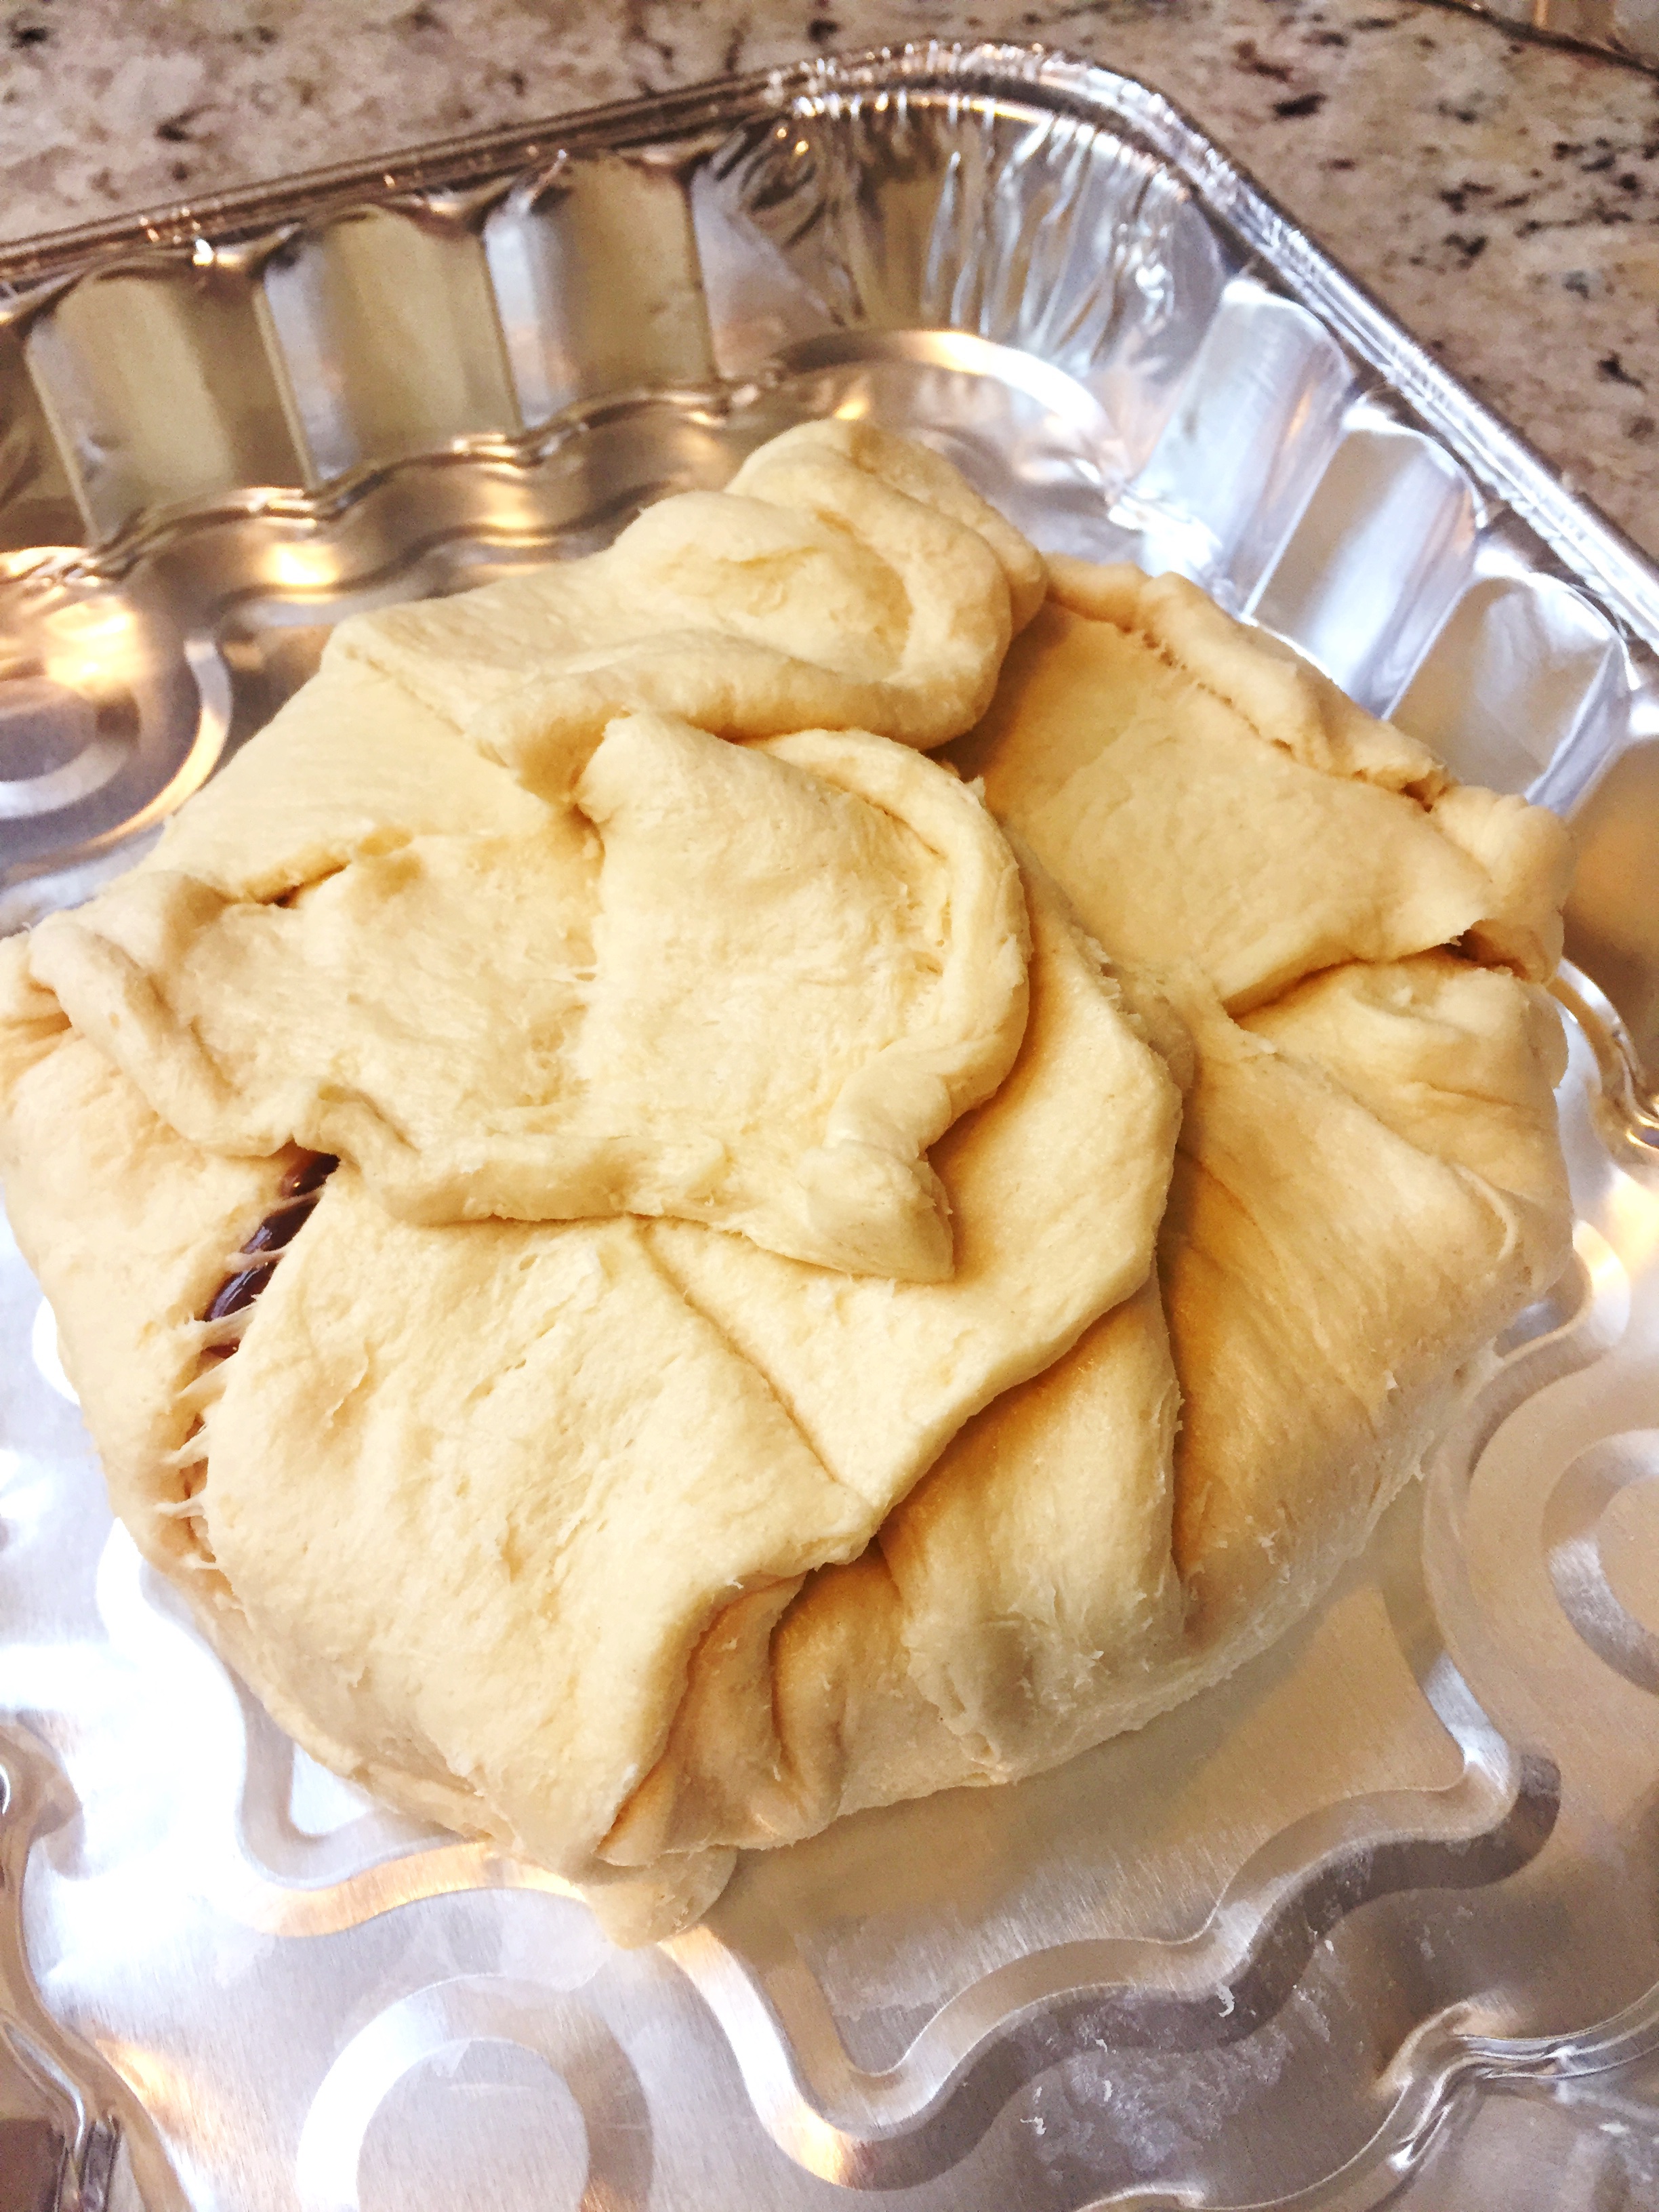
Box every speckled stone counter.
[1,0,1656,554]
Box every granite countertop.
[0,0,1655,556]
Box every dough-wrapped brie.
[0,429,1576,1946]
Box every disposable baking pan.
[1,40,1657,2212]
[1437,0,1659,70]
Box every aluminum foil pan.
[1437,0,1659,70]
[1,41,1658,2212]
[1433,0,1659,68]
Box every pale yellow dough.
[594,951,1568,1927]
[642,872,1179,1509]
[0,836,1178,1917]
[201,1181,874,1875]
[0,431,1577,1947]
[950,567,1571,1008]
[332,418,1048,792]
[138,649,558,903]
[26,714,1029,1279]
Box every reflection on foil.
[668,1643,1557,2189]
[0,579,220,930]
[295,1979,651,2212]
[0,1724,192,2212]
[1255,407,1477,720]
[1545,1432,1659,1694]
[1105,283,1353,611]
[1439,0,1659,70]
[38,598,143,701]
[0,676,122,823]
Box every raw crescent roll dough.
[575,718,1030,1278]
[598,1273,1184,1880]
[199,872,1182,1881]
[334,419,1048,794]
[949,565,1571,1009]
[0,443,1577,1951]
[594,951,1569,1930]
[138,651,558,905]
[24,715,1030,1279]
[0,835,1179,1912]
[585,563,1574,1931]
[643,869,1181,1508]
[1162,955,1570,1644]
[199,1183,874,1877]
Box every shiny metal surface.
[1434,0,1659,70]
[0,42,1656,2211]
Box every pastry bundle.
[0,424,1574,1943]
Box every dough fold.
[642,869,1180,1509]
[138,651,558,905]
[25,716,1029,1280]
[951,568,1571,1009]
[333,419,1048,794]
